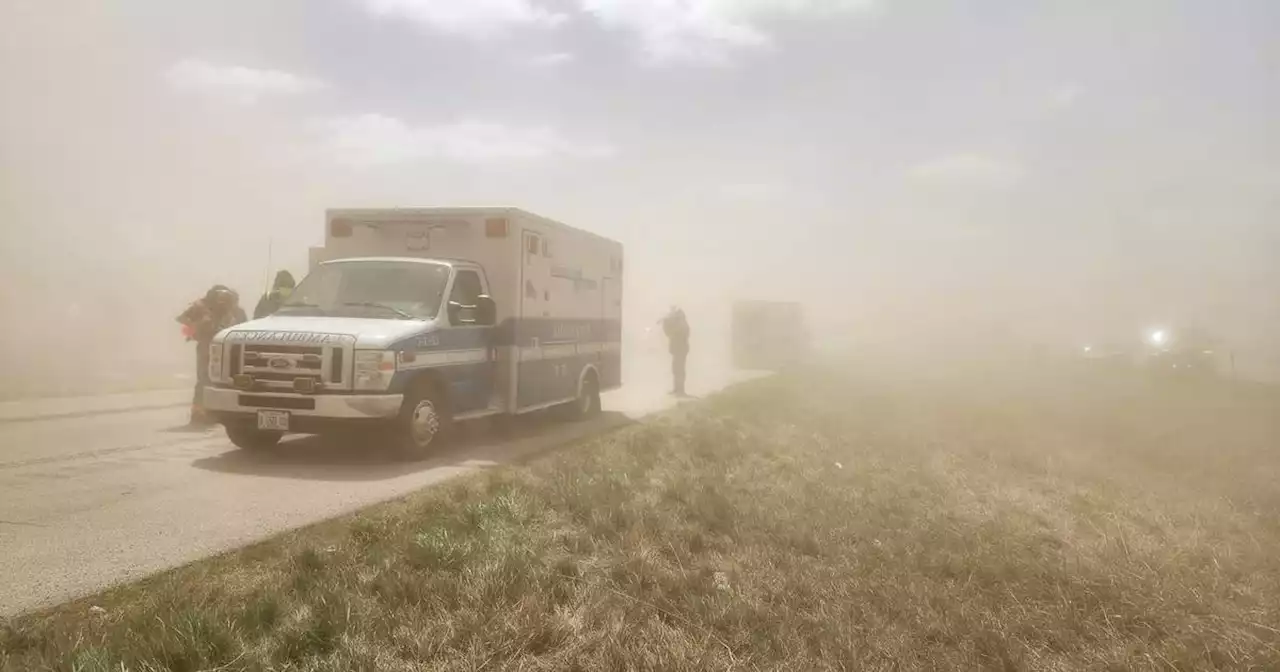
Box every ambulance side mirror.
[474,295,496,326]
[448,296,496,326]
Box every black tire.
[566,371,601,420]
[224,423,284,451]
[390,380,452,459]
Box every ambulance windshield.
[279,259,451,320]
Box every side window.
[450,270,484,306]
[525,233,540,263]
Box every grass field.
[3,366,1279,671]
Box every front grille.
[243,352,322,370]
[234,341,350,391]
[244,344,323,356]
[238,395,316,410]
[330,349,344,384]
[248,372,323,383]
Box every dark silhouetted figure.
[177,285,246,426]
[662,306,691,396]
[254,270,296,319]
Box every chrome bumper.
[203,386,404,419]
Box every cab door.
[444,266,494,413]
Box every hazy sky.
[2,0,1279,380]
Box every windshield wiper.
[342,302,415,319]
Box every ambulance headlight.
[208,343,224,382]
[354,350,396,391]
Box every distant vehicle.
[1145,347,1218,379]
[1079,326,1222,381]
[1141,327,1220,380]
[731,300,809,370]
[203,207,624,456]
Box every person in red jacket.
[177,285,246,426]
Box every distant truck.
[1078,326,1223,381]
[731,300,809,370]
[204,207,624,456]
[1142,327,1220,381]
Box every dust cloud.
[2,2,1278,398]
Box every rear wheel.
[390,381,452,459]
[566,371,601,420]
[224,423,284,451]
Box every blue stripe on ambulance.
[386,326,492,413]
[383,318,622,413]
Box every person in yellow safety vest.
[254,270,296,319]
[177,285,246,426]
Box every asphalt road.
[0,352,757,616]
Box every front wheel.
[224,423,284,451]
[390,383,452,459]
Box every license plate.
[257,410,290,432]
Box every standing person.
[177,285,245,426]
[253,270,296,319]
[661,306,691,396]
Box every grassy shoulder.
[4,368,1279,671]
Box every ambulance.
[203,207,624,456]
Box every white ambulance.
[204,207,624,456]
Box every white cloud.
[580,0,879,64]
[360,0,568,38]
[528,52,576,67]
[1048,84,1083,108]
[312,114,614,166]
[165,59,326,105]
[716,181,789,201]
[908,153,1022,190]
[356,0,876,61]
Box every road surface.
[0,352,758,616]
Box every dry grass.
[3,366,1279,671]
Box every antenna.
[261,237,274,296]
